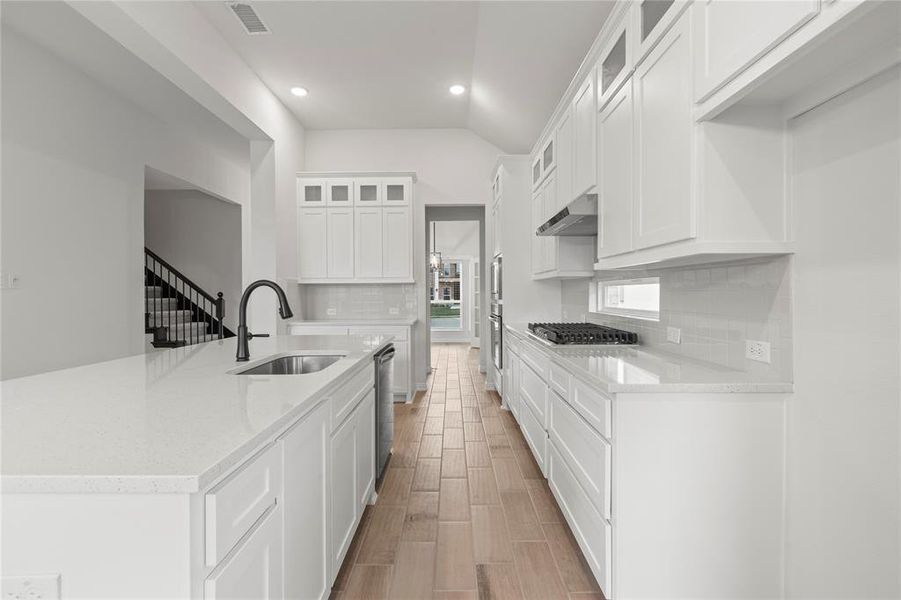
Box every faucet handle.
[247,332,270,339]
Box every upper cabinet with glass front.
[633,0,690,61]
[297,172,416,284]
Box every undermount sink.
[236,354,343,375]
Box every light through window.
[594,277,660,320]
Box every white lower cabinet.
[547,441,612,594]
[203,504,284,600]
[329,400,359,575]
[355,390,376,513]
[281,401,330,600]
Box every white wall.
[0,27,250,379]
[785,68,900,597]
[144,190,243,331]
[305,128,503,387]
[70,1,307,335]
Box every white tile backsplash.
[561,256,793,379]
[300,283,418,321]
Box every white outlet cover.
[2,574,61,600]
[666,326,681,344]
[326,308,337,316]
[389,307,399,315]
[745,340,772,364]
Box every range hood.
[536,194,598,236]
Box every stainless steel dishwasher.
[374,344,395,482]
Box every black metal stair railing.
[144,247,232,348]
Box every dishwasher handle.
[377,347,396,364]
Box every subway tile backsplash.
[300,283,419,321]
[561,256,793,380]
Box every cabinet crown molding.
[297,171,417,183]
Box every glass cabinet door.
[326,179,353,206]
[381,177,412,206]
[298,179,326,206]
[354,178,382,206]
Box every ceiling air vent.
[229,3,270,35]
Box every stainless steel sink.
[236,355,343,375]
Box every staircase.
[144,248,233,348]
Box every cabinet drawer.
[549,392,611,519]
[548,362,571,399]
[520,344,547,380]
[548,442,611,594]
[205,443,282,566]
[519,362,548,426]
[570,376,612,440]
[519,400,547,476]
[204,502,283,600]
[332,365,375,429]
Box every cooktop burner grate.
[528,322,638,345]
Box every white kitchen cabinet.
[298,208,328,279]
[634,0,690,61]
[381,177,411,206]
[298,178,326,207]
[281,401,330,600]
[354,178,382,206]
[355,390,375,513]
[540,174,558,270]
[354,207,384,278]
[327,208,355,279]
[531,173,595,280]
[203,504,283,600]
[572,72,597,199]
[554,108,573,211]
[326,179,354,207]
[693,0,820,102]
[597,7,634,110]
[298,173,415,283]
[633,9,694,251]
[597,78,634,259]
[329,401,358,575]
[531,130,557,191]
[382,206,412,279]
[491,200,501,258]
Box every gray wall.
[144,190,242,331]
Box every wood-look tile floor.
[330,343,605,600]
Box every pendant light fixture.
[429,222,442,272]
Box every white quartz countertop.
[1,335,392,494]
[289,319,417,326]
[505,323,792,394]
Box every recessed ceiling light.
[290,87,308,97]
[449,84,466,96]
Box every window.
[592,277,660,320]
[431,259,464,331]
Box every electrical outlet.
[2,574,61,600]
[388,307,399,315]
[745,340,771,364]
[326,307,337,316]
[666,326,681,344]
[0,272,19,289]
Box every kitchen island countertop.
[1,334,392,494]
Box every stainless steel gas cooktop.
[528,322,638,346]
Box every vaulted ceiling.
[194,1,614,153]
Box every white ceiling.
[195,1,614,153]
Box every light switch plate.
[666,327,681,344]
[745,340,771,363]
[2,574,61,599]
[388,307,399,315]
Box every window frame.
[591,276,661,321]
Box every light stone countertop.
[505,323,792,394]
[289,319,417,327]
[1,335,392,494]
